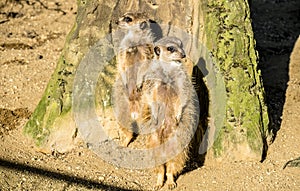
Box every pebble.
[98,176,105,181]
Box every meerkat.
[116,12,155,89]
[113,12,155,147]
[137,36,189,125]
[137,36,199,190]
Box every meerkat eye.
[167,46,176,53]
[124,16,132,23]
[140,21,148,30]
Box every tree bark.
[24,0,269,161]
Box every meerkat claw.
[153,184,163,190]
[167,182,177,190]
[175,114,182,124]
[121,137,132,147]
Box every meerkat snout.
[169,45,186,58]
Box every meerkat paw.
[136,74,144,91]
[166,173,177,190]
[152,116,159,125]
[175,114,182,125]
[167,182,177,190]
[136,82,143,91]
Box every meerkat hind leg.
[154,165,165,190]
[119,125,133,147]
[165,162,178,190]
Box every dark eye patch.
[124,16,133,23]
[167,46,176,53]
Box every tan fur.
[137,37,189,125]
[138,37,199,190]
[114,13,155,147]
[115,16,199,188]
[144,83,189,190]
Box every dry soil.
[0,0,300,190]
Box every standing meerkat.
[112,12,155,147]
[137,37,199,190]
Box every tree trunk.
[203,0,269,161]
[24,0,269,161]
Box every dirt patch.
[0,0,300,191]
[0,108,31,136]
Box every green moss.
[23,0,116,146]
[203,0,269,159]
[24,37,75,146]
[212,127,224,157]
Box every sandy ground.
[0,0,300,190]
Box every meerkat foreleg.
[175,73,189,124]
[136,62,149,90]
[174,100,183,125]
[150,83,161,126]
[136,73,145,90]
[150,101,160,126]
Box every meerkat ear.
[154,46,160,56]
[140,21,148,30]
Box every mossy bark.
[203,0,269,160]
[24,0,269,160]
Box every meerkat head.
[154,37,186,62]
[116,12,151,31]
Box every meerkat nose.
[182,54,186,58]
[115,20,119,25]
